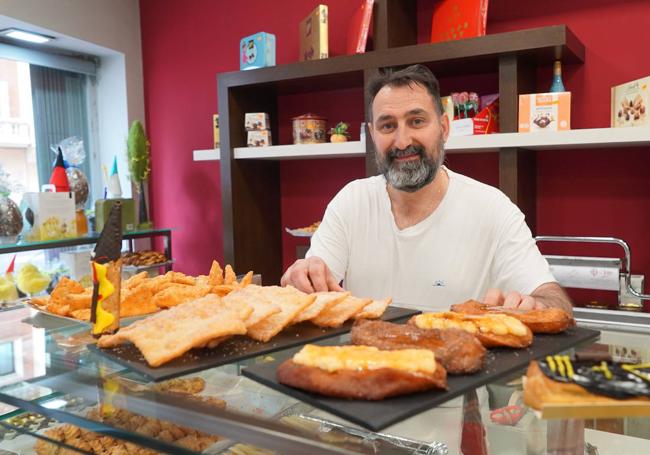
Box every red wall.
[140,0,650,308]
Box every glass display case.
[1,305,649,455]
[0,228,174,314]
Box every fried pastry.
[410,311,533,348]
[121,286,159,317]
[292,291,350,324]
[451,299,575,334]
[351,319,486,374]
[151,283,212,308]
[222,285,280,327]
[355,297,392,319]
[277,344,447,400]
[36,407,220,455]
[154,377,206,395]
[311,295,372,328]
[98,295,252,367]
[245,285,315,342]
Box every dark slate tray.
[87,306,418,382]
[242,326,600,432]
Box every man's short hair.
[366,64,444,120]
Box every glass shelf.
[0,228,174,255]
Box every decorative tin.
[292,113,327,144]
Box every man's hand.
[280,257,344,293]
[482,282,573,315]
[482,288,546,310]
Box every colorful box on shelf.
[300,4,328,61]
[22,192,76,241]
[611,76,650,128]
[518,92,571,133]
[447,94,499,136]
[240,32,276,71]
[245,113,271,131]
[430,0,488,43]
[247,130,272,147]
[95,198,136,232]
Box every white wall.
[0,0,145,198]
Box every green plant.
[127,121,151,184]
[127,121,152,226]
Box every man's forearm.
[532,282,574,315]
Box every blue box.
[240,32,276,70]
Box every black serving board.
[242,326,600,432]
[87,306,418,382]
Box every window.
[0,46,98,209]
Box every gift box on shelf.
[430,0,489,44]
[300,4,328,62]
[518,92,571,133]
[240,32,276,71]
[95,198,136,232]
[247,130,272,147]
[611,76,650,128]
[245,113,271,131]
[448,94,499,136]
[22,191,76,241]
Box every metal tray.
[242,326,600,432]
[22,301,142,330]
[87,306,418,382]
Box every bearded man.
[282,64,572,315]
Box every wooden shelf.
[218,25,584,94]
[193,148,220,161]
[234,141,364,160]
[229,129,650,161]
[217,22,587,284]
[446,128,650,153]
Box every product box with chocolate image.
[247,130,272,147]
[611,76,650,128]
[518,92,571,133]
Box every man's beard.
[375,138,445,193]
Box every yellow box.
[611,76,650,127]
[518,92,571,132]
[299,4,328,62]
[213,114,220,148]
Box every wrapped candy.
[451,91,480,119]
[52,137,90,209]
[52,136,86,167]
[0,166,23,243]
[66,167,89,209]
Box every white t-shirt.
[307,167,555,312]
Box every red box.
[430,0,489,44]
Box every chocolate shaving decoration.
[539,356,650,399]
[92,202,123,263]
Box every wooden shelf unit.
[217,2,585,284]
